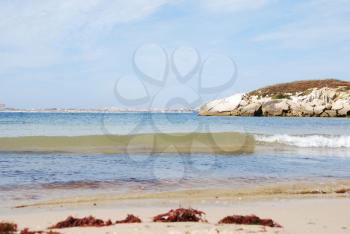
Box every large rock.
[199,93,243,115]
[321,110,337,117]
[262,100,289,116]
[306,88,337,103]
[314,105,326,116]
[301,103,314,116]
[332,99,346,110]
[309,99,325,107]
[287,101,303,116]
[338,102,350,116]
[240,103,262,116]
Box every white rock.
[241,103,262,116]
[262,100,289,116]
[239,99,248,107]
[200,93,244,113]
[275,100,290,111]
[332,99,346,110]
[338,102,350,116]
[301,103,314,116]
[314,105,326,115]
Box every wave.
[255,134,350,148]
[0,132,255,154]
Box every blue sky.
[0,0,349,108]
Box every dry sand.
[1,196,350,234]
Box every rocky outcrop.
[199,79,350,117]
[199,93,243,116]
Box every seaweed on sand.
[20,228,61,234]
[115,214,142,224]
[49,216,112,229]
[218,215,282,228]
[335,188,350,194]
[153,208,206,222]
[0,222,17,233]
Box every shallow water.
[1,112,350,205]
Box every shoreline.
[5,180,350,209]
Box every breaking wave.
[255,134,350,148]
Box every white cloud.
[253,18,350,48]
[200,0,273,12]
[0,0,174,69]
[252,0,350,48]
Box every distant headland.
[199,79,350,117]
[0,105,193,113]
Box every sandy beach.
[1,191,350,234]
[1,0,350,233]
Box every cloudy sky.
[0,0,349,108]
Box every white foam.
[255,134,350,148]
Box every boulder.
[287,101,303,116]
[314,105,326,116]
[301,103,314,116]
[325,104,332,110]
[199,93,243,115]
[262,100,289,116]
[322,110,337,117]
[309,99,325,107]
[338,102,350,116]
[306,88,337,103]
[240,103,262,116]
[332,99,345,110]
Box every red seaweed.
[153,208,206,222]
[49,216,112,229]
[115,214,142,224]
[20,228,61,234]
[335,188,350,194]
[218,215,282,228]
[0,222,17,233]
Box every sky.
[0,0,350,109]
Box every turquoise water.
[1,112,350,136]
[1,112,350,204]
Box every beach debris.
[218,215,282,228]
[115,214,142,224]
[20,228,61,234]
[298,190,326,195]
[0,222,17,233]
[335,188,350,194]
[153,208,206,222]
[49,216,112,229]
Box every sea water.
[1,112,350,205]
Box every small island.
[199,79,350,117]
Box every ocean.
[1,112,350,207]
